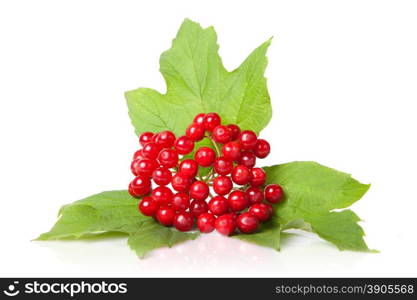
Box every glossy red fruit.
[193,113,206,126]
[130,159,141,176]
[171,173,192,192]
[152,186,173,205]
[227,190,249,211]
[138,196,159,216]
[203,112,221,131]
[171,192,190,211]
[238,151,256,168]
[215,214,236,236]
[156,207,176,226]
[129,176,151,197]
[213,157,234,175]
[237,212,259,233]
[248,203,272,222]
[152,167,172,186]
[213,176,233,196]
[232,165,252,185]
[139,132,154,146]
[227,124,241,141]
[264,184,284,204]
[133,149,145,161]
[212,125,232,144]
[194,147,216,167]
[208,195,229,215]
[197,212,216,233]
[155,131,176,148]
[174,212,194,232]
[142,142,162,159]
[254,139,270,158]
[186,123,205,141]
[174,136,195,155]
[178,159,198,178]
[221,142,241,161]
[238,130,257,150]
[245,186,264,204]
[250,167,266,187]
[189,200,209,217]
[189,181,209,201]
[158,148,178,168]
[134,158,158,177]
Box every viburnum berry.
[189,200,209,217]
[238,130,257,150]
[212,125,232,144]
[129,176,151,197]
[221,142,241,161]
[189,181,209,201]
[208,195,229,216]
[133,149,145,161]
[171,192,190,211]
[215,213,236,236]
[195,147,216,167]
[139,132,154,146]
[238,151,256,168]
[158,148,179,168]
[142,142,162,159]
[232,165,252,185]
[130,159,141,176]
[193,113,206,126]
[152,167,172,185]
[237,212,259,234]
[138,196,159,216]
[186,123,205,141]
[152,186,173,205]
[227,124,241,141]
[250,167,266,187]
[178,159,198,178]
[174,135,195,155]
[248,203,272,222]
[245,186,264,204]
[213,157,234,175]
[203,112,221,131]
[134,158,158,177]
[171,173,192,192]
[155,130,176,148]
[264,184,284,204]
[213,175,233,196]
[174,211,194,232]
[227,190,249,211]
[254,139,270,158]
[197,212,216,233]
[156,207,176,226]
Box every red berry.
[186,123,205,141]
[130,159,141,176]
[158,148,178,168]
[152,186,173,205]
[213,157,234,175]
[215,214,236,236]
[248,203,272,222]
[171,192,190,211]
[174,135,195,155]
[264,184,284,204]
[238,151,256,168]
[227,124,241,141]
[254,139,270,158]
[212,125,232,144]
[129,176,151,197]
[227,190,249,211]
[155,130,176,148]
[232,165,252,185]
[194,147,216,167]
[221,142,241,161]
[203,112,221,131]
[237,212,259,233]
[189,181,209,201]
[189,200,209,217]
[174,211,194,232]
[156,207,176,226]
[152,167,172,185]
[139,132,154,146]
[250,167,266,187]
[213,175,233,196]
[171,173,192,192]
[238,130,257,150]
[197,212,216,233]
[142,142,162,159]
[178,159,198,178]
[138,196,159,216]
[133,149,144,161]
[134,158,158,177]
[245,186,264,204]
[193,113,206,126]
[208,195,229,215]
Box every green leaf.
[37,190,200,257]
[234,220,281,250]
[264,161,373,252]
[125,19,272,136]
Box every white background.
[1,0,416,277]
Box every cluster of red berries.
[128,112,284,235]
